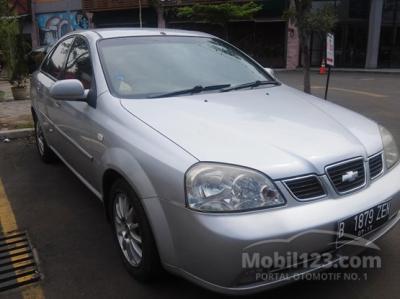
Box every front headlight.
[379,125,399,169]
[185,163,285,212]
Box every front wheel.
[110,179,162,281]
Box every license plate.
[336,200,391,248]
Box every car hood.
[120,85,382,179]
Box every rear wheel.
[110,179,161,281]
[34,119,56,163]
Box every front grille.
[284,176,326,200]
[326,158,366,194]
[369,154,383,179]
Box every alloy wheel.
[114,193,143,267]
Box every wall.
[36,11,89,46]
[35,0,82,14]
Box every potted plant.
[9,33,29,100]
[0,8,29,100]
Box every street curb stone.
[0,128,34,139]
[276,68,400,74]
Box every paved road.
[0,72,399,298]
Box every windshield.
[98,36,273,99]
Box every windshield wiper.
[220,80,280,92]
[149,84,231,98]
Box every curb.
[0,128,34,140]
[276,68,400,74]
[322,69,400,74]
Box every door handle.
[54,101,62,108]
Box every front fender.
[101,147,179,266]
[101,147,157,199]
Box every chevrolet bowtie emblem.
[342,170,359,183]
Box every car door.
[51,36,102,191]
[35,37,74,147]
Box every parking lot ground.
[0,72,399,299]
[277,71,400,140]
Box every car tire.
[109,178,162,282]
[34,119,56,163]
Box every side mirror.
[50,79,88,101]
[264,67,277,80]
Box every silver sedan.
[31,28,400,294]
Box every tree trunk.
[156,5,166,28]
[301,35,311,94]
[294,0,312,94]
[138,0,143,27]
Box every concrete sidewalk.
[0,80,14,101]
[0,100,32,131]
[0,79,32,132]
[0,79,30,101]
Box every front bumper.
[154,163,400,295]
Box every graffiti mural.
[36,11,89,46]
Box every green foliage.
[0,0,8,17]
[0,3,29,86]
[176,2,262,26]
[283,0,336,37]
[282,0,336,93]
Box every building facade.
[8,0,400,69]
[310,0,400,68]
[81,0,290,68]
[30,0,89,48]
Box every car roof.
[82,28,213,39]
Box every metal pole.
[324,66,331,100]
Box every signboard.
[326,33,335,67]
